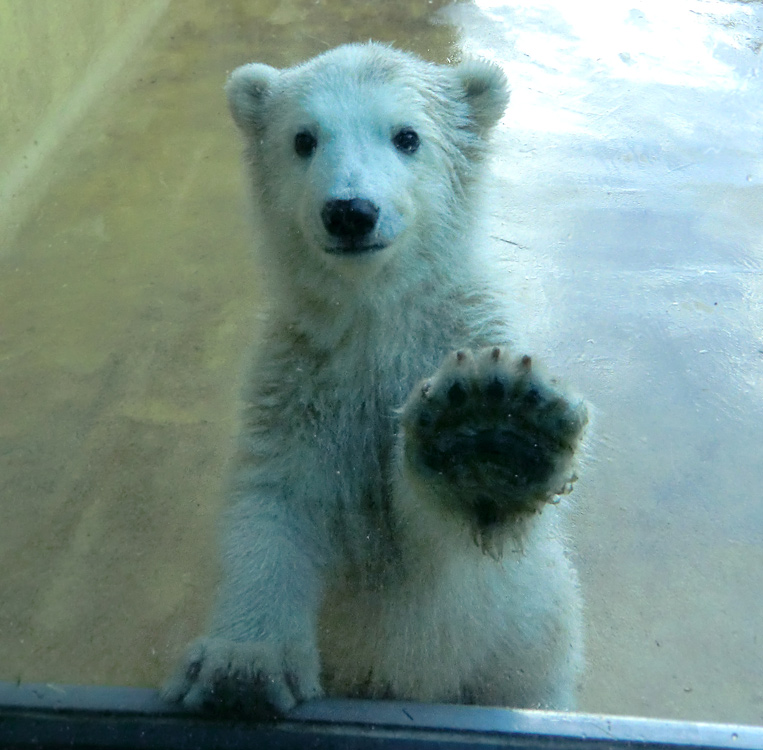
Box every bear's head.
[226,43,509,279]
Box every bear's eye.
[392,127,420,155]
[294,131,317,158]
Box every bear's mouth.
[324,241,387,256]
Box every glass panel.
[0,0,760,727]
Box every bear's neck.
[270,232,482,351]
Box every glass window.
[0,0,761,730]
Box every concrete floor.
[0,0,761,726]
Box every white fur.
[164,42,585,714]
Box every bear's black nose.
[321,199,379,239]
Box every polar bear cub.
[163,42,587,714]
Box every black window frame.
[1,682,762,750]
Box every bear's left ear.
[226,63,280,135]
[454,58,510,134]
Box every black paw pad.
[474,495,501,527]
[523,384,542,407]
[447,381,468,406]
[485,377,505,401]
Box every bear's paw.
[162,636,323,715]
[401,346,587,551]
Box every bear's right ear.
[226,63,280,134]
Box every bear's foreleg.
[162,501,324,714]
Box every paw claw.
[520,354,532,371]
[554,472,578,497]
[472,526,504,561]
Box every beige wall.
[0,0,169,245]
